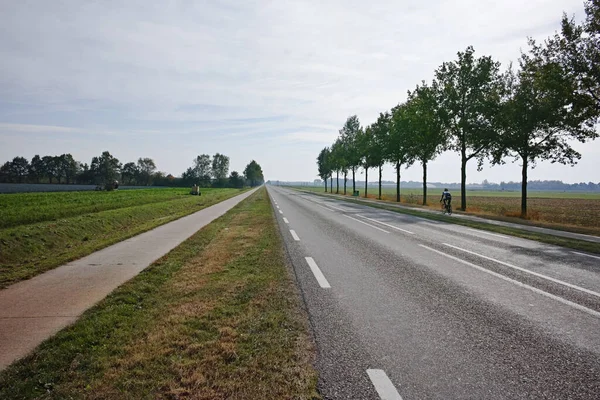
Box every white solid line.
[283,217,289,224]
[420,245,600,318]
[466,228,509,239]
[357,215,414,234]
[290,230,300,241]
[316,204,336,212]
[443,243,600,299]
[345,215,390,233]
[305,257,331,288]
[367,369,403,400]
[572,251,600,261]
[323,203,346,211]
[279,210,283,214]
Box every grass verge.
[299,189,600,255]
[0,189,245,288]
[0,188,319,399]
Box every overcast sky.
[1,0,597,184]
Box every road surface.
[268,186,600,399]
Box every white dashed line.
[283,217,289,224]
[572,251,600,261]
[367,369,403,400]
[305,257,331,288]
[279,210,283,214]
[290,230,300,241]
[357,215,414,234]
[420,245,600,318]
[345,215,389,233]
[444,243,600,299]
[466,228,509,239]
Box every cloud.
[0,0,596,182]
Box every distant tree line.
[180,154,264,188]
[0,151,265,189]
[317,0,599,217]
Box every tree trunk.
[521,157,528,218]
[396,162,401,202]
[364,167,368,198]
[344,172,347,195]
[378,165,382,200]
[324,178,327,193]
[336,171,339,194]
[422,162,427,206]
[460,148,467,211]
[330,175,333,193]
[352,168,356,193]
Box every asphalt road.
[267,185,600,400]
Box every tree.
[435,46,503,210]
[339,115,362,194]
[406,82,447,205]
[211,153,230,186]
[545,0,600,111]
[388,103,415,202]
[329,139,346,194]
[121,162,139,185]
[57,154,78,184]
[193,154,212,186]
[493,53,598,217]
[316,147,332,192]
[243,160,264,187]
[228,171,245,188]
[41,155,58,184]
[9,157,30,183]
[371,112,391,200]
[357,125,379,198]
[137,157,157,186]
[91,151,121,187]
[29,155,44,183]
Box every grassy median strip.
[300,189,600,255]
[0,188,319,399]
[0,188,245,288]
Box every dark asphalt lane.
[268,186,600,400]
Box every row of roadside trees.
[317,0,599,217]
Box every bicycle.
[441,201,452,215]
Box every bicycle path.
[0,188,258,370]
[295,189,600,244]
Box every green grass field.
[0,188,319,399]
[0,188,247,288]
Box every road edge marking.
[357,215,414,234]
[305,257,331,288]
[283,217,289,224]
[572,251,600,261]
[466,228,509,239]
[290,230,300,241]
[345,215,390,233]
[420,245,600,319]
[444,243,600,299]
[366,369,403,400]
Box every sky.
[0,0,598,184]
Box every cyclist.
[440,188,452,214]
